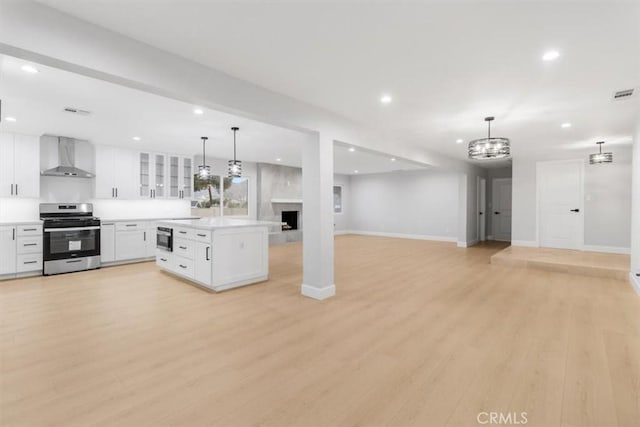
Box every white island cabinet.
[155,218,275,292]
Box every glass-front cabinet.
[167,155,193,199]
[138,152,167,198]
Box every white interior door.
[538,160,584,250]
[492,178,512,241]
[478,178,486,241]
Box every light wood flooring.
[491,245,631,280]
[1,236,639,426]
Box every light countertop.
[100,216,200,223]
[157,218,280,230]
[0,220,43,225]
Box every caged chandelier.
[228,126,242,178]
[468,116,511,160]
[589,141,613,164]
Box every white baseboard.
[630,273,640,296]
[334,230,351,235]
[583,245,631,255]
[457,239,479,248]
[301,284,336,300]
[511,240,539,248]
[348,230,457,243]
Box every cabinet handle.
[206,246,210,261]
[12,228,15,240]
[15,184,18,195]
[125,224,137,227]
[23,243,38,247]
[178,231,187,234]
[115,188,118,198]
[179,264,187,269]
[179,246,187,250]
[23,228,37,231]
[23,260,38,264]
[10,184,13,195]
[197,233,206,237]
[160,258,167,262]
[144,231,146,241]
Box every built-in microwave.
[157,227,173,251]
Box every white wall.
[631,115,640,281]
[512,148,633,251]
[333,174,350,232]
[348,170,459,240]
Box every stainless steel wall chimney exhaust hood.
[40,137,95,178]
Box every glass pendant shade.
[589,141,613,164]
[228,160,242,177]
[228,127,242,177]
[198,136,211,180]
[468,116,511,160]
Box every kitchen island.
[155,218,278,292]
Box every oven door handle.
[44,226,101,232]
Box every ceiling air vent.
[613,89,634,101]
[63,107,91,116]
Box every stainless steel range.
[40,203,101,275]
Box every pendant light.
[589,141,613,164]
[198,136,211,179]
[468,116,511,160]
[228,127,242,177]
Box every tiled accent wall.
[256,163,303,244]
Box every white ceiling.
[0,54,425,175]
[37,0,640,163]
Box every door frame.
[477,177,486,241]
[492,178,512,242]
[536,159,585,250]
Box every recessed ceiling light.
[276,158,282,162]
[456,139,464,144]
[4,117,16,122]
[348,147,356,152]
[390,157,396,162]
[354,170,359,174]
[193,108,204,115]
[561,122,571,128]
[380,95,392,104]
[21,65,39,74]
[132,136,141,141]
[542,50,560,61]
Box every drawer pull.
[23,228,37,231]
[197,233,206,237]
[179,264,187,269]
[160,258,167,262]
[23,243,38,246]
[23,260,38,264]
[178,231,187,234]
[125,224,137,227]
[179,246,187,250]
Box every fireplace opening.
[281,211,299,231]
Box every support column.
[301,133,335,299]
[630,112,640,294]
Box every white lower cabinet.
[0,226,17,276]
[115,230,146,261]
[0,223,43,279]
[194,241,212,285]
[100,223,116,263]
[145,223,157,258]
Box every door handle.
[10,183,13,195]
[15,184,18,195]
[570,208,580,213]
[494,211,500,215]
[115,187,118,198]
[144,231,146,241]
[206,246,210,261]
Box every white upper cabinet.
[95,145,138,199]
[138,152,167,199]
[168,155,193,199]
[0,132,40,198]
